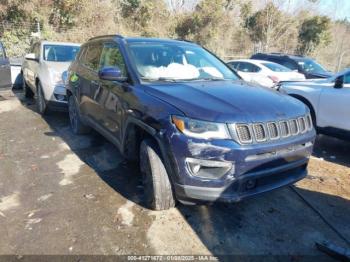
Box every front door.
[98,42,129,144]
[318,72,350,131]
[0,42,11,88]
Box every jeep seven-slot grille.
[233,114,312,145]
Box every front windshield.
[297,59,327,74]
[127,42,239,81]
[44,45,80,62]
[262,62,291,72]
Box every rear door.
[0,42,12,88]
[318,72,350,131]
[98,42,128,143]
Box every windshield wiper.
[140,77,179,82]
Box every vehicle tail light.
[268,75,279,83]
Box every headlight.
[172,115,231,140]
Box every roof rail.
[88,34,124,41]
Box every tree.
[243,2,297,53]
[297,15,331,55]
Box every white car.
[227,59,305,88]
[22,41,80,114]
[278,69,350,139]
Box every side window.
[84,43,103,71]
[238,62,260,73]
[344,73,350,84]
[0,43,4,59]
[228,62,239,70]
[281,61,298,71]
[99,43,127,77]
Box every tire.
[68,95,90,135]
[36,82,48,115]
[22,75,34,98]
[140,139,175,210]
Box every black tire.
[22,75,34,98]
[140,139,175,210]
[36,82,48,115]
[68,95,91,134]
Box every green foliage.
[297,15,331,55]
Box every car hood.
[43,61,71,73]
[308,71,333,79]
[144,80,307,123]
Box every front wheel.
[36,82,47,115]
[68,95,90,135]
[140,139,175,210]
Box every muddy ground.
[0,89,349,260]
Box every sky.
[167,0,350,21]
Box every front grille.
[267,122,279,139]
[232,114,313,145]
[236,125,252,143]
[299,117,306,133]
[253,124,267,142]
[289,119,299,135]
[306,115,312,130]
[279,121,290,137]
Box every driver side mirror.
[98,66,127,82]
[25,53,38,62]
[334,76,344,89]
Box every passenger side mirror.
[334,76,344,89]
[25,53,38,62]
[98,66,127,82]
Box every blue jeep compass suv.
[67,35,316,210]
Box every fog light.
[186,158,233,179]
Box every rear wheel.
[68,95,90,134]
[22,75,34,98]
[36,82,47,115]
[140,139,175,210]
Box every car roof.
[227,59,282,67]
[252,53,310,61]
[40,41,81,46]
[87,35,196,46]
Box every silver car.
[22,41,80,114]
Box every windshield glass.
[44,45,80,62]
[127,42,239,81]
[262,62,291,72]
[297,59,327,74]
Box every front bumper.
[162,123,315,203]
[174,158,307,203]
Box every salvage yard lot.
[0,89,349,258]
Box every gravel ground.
[0,89,349,260]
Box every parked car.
[0,41,12,89]
[227,59,305,88]
[22,41,80,114]
[278,69,350,140]
[67,35,316,210]
[251,53,333,79]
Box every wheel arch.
[289,93,317,126]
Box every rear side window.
[99,42,127,77]
[262,62,291,72]
[83,43,103,71]
[238,62,261,73]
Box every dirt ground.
[0,89,349,260]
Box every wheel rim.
[69,98,78,132]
